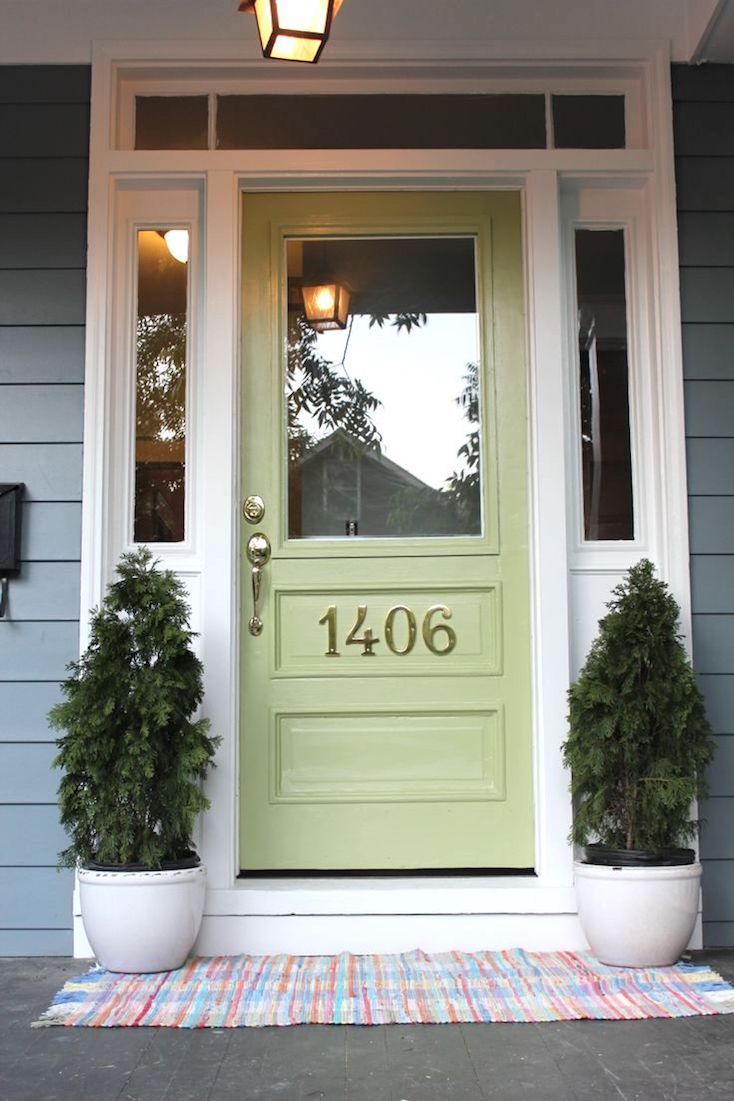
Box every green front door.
[240,192,533,871]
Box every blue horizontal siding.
[0,213,87,268]
[676,63,734,947]
[7,562,81,621]
[0,682,64,742]
[0,384,83,443]
[0,744,61,804]
[0,65,89,955]
[0,868,74,927]
[0,443,82,501]
[0,805,67,866]
[21,502,82,561]
[0,622,79,682]
[0,326,85,384]
[0,270,86,325]
[0,929,72,956]
[0,158,88,212]
[698,676,734,734]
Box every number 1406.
[318,604,457,657]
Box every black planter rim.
[85,850,201,873]
[583,843,696,868]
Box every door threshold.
[239,868,536,879]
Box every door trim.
[75,41,692,954]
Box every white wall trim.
[76,39,691,956]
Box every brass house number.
[318,605,457,657]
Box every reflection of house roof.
[298,429,432,491]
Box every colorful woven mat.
[34,950,734,1028]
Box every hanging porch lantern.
[301,282,351,331]
[239,0,344,64]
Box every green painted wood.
[240,192,533,871]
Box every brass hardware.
[345,604,379,656]
[243,494,266,524]
[423,604,457,655]
[384,605,417,655]
[246,532,271,636]
[318,603,456,656]
[318,605,341,656]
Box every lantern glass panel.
[271,35,322,62]
[254,0,273,50]
[276,0,330,34]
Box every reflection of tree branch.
[368,311,428,333]
[287,314,382,451]
[136,313,187,443]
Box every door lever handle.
[246,532,271,635]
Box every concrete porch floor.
[2,953,734,1101]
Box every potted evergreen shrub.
[51,548,220,973]
[562,559,715,967]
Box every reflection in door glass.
[286,236,482,539]
[575,229,634,541]
[133,229,188,543]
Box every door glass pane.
[575,228,634,541]
[286,236,482,539]
[134,228,188,543]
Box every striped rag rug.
[34,950,734,1028]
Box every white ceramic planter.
[78,863,207,973]
[574,860,702,967]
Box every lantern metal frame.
[239,0,342,64]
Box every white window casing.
[75,40,693,956]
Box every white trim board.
[76,41,694,956]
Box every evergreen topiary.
[562,559,715,854]
[51,548,220,869]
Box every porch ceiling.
[0,0,731,65]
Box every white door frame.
[74,38,691,955]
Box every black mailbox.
[0,483,24,618]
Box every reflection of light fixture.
[301,282,351,331]
[163,230,189,264]
[239,0,344,64]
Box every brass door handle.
[246,532,271,635]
